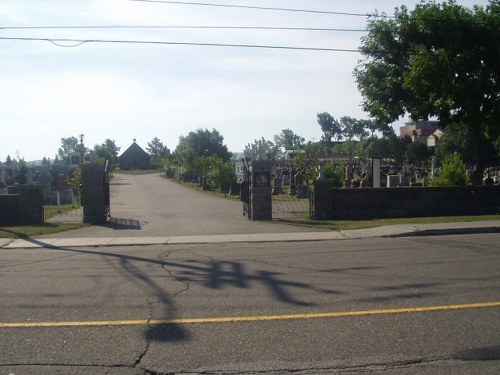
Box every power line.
[129,0,373,17]
[0,36,360,52]
[0,25,367,32]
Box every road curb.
[1,224,498,249]
[384,226,500,238]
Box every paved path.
[40,173,324,239]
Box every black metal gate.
[240,159,251,219]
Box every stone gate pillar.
[81,164,110,224]
[249,160,272,221]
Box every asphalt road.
[43,172,324,239]
[1,233,499,374]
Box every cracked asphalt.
[2,173,499,374]
[1,234,500,374]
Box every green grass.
[274,214,500,231]
[0,203,87,239]
[0,223,89,239]
[44,203,81,219]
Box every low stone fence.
[0,185,44,225]
[310,181,500,220]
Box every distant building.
[118,139,151,170]
[427,128,444,153]
[400,121,441,144]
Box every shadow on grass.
[0,223,88,239]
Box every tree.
[94,139,121,169]
[207,159,236,193]
[435,122,499,167]
[176,128,231,173]
[317,112,343,143]
[405,142,431,163]
[146,137,169,167]
[274,129,305,151]
[340,117,369,140]
[388,135,411,165]
[244,137,279,160]
[355,1,500,184]
[362,138,393,158]
[58,136,84,165]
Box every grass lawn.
[274,214,500,231]
[0,203,88,239]
[0,223,89,239]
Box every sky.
[0,0,490,162]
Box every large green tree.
[176,128,231,173]
[94,139,121,169]
[273,129,305,151]
[355,0,500,184]
[58,136,85,165]
[244,137,279,160]
[317,112,342,143]
[340,116,369,140]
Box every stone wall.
[0,185,44,225]
[0,195,19,225]
[310,181,500,220]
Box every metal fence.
[272,188,310,220]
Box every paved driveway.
[43,172,322,238]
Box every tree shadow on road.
[11,237,334,343]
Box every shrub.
[430,153,468,186]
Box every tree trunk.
[470,123,485,185]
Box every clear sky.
[0,0,489,162]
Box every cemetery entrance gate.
[81,163,111,224]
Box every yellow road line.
[2,301,499,328]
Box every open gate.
[81,162,111,224]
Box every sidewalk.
[1,221,498,249]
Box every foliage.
[430,152,468,186]
[317,113,395,144]
[355,1,500,183]
[340,116,369,140]
[244,137,279,160]
[303,141,330,158]
[207,159,236,192]
[94,139,120,169]
[405,142,431,163]
[66,168,82,195]
[323,162,345,188]
[436,123,499,166]
[317,112,342,143]
[176,128,231,173]
[146,137,170,167]
[274,129,305,151]
[361,138,393,159]
[58,136,86,165]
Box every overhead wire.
[0,36,360,52]
[0,2,372,52]
[0,25,367,32]
[128,0,375,17]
